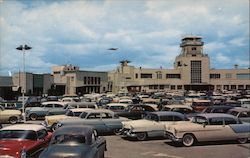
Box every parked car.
[227,107,250,123]
[39,125,106,158]
[191,100,213,112]
[0,105,22,124]
[0,124,52,158]
[43,108,94,131]
[165,113,250,147]
[202,105,234,114]
[115,104,156,120]
[25,101,67,120]
[56,109,130,135]
[120,111,189,140]
[46,102,98,116]
[0,102,22,110]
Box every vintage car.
[56,109,130,135]
[39,125,106,158]
[25,101,67,120]
[115,104,156,120]
[0,105,22,124]
[46,102,98,115]
[43,108,94,131]
[165,113,250,147]
[120,111,189,140]
[227,107,250,123]
[0,124,52,158]
[191,100,213,112]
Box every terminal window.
[191,61,202,83]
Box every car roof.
[196,113,238,119]
[83,109,114,114]
[150,111,185,117]
[66,102,96,105]
[69,108,94,112]
[42,101,66,105]
[53,125,94,144]
[1,124,46,131]
[206,105,233,109]
[164,104,192,109]
[229,107,250,112]
[106,103,129,106]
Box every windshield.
[0,130,37,140]
[51,134,85,145]
[144,114,159,121]
[80,112,88,118]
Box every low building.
[12,72,53,96]
[52,64,109,95]
[108,36,250,93]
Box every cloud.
[215,53,230,64]
[0,0,249,75]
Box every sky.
[0,0,249,76]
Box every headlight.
[21,149,26,158]
[57,122,62,128]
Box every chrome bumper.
[165,131,182,142]
[121,128,137,138]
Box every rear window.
[52,134,85,145]
[0,130,37,140]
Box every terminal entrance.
[184,84,214,91]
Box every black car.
[115,104,156,120]
[202,105,234,113]
[39,125,106,158]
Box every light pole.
[16,44,32,122]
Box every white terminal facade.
[108,36,250,93]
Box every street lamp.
[16,44,32,122]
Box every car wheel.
[136,132,147,141]
[238,138,248,144]
[9,116,18,124]
[182,134,195,147]
[29,113,37,121]
[113,129,121,135]
[51,123,57,132]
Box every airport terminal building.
[108,36,250,93]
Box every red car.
[0,124,52,158]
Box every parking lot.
[2,121,250,158]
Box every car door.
[102,112,121,132]
[201,117,227,141]
[84,113,106,134]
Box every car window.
[37,129,48,139]
[160,115,173,121]
[54,104,63,108]
[143,106,155,111]
[228,111,239,116]
[224,117,237,125]
[87,113,101,119]
[239,112,250,118]
[45,104,53,108]
[192,116,208,124]
[66,110,74,116]
[101,113,113,119]
[79,112,88,118]
[52,134,85,144]
[209,117,224,125]
[130,106,142,112]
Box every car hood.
[46,115,68,120]
[0,139,35,157]
[39,145,92,158]
[122,119,155,129]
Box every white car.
[165,113,250,147]
[120,111,189,140]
